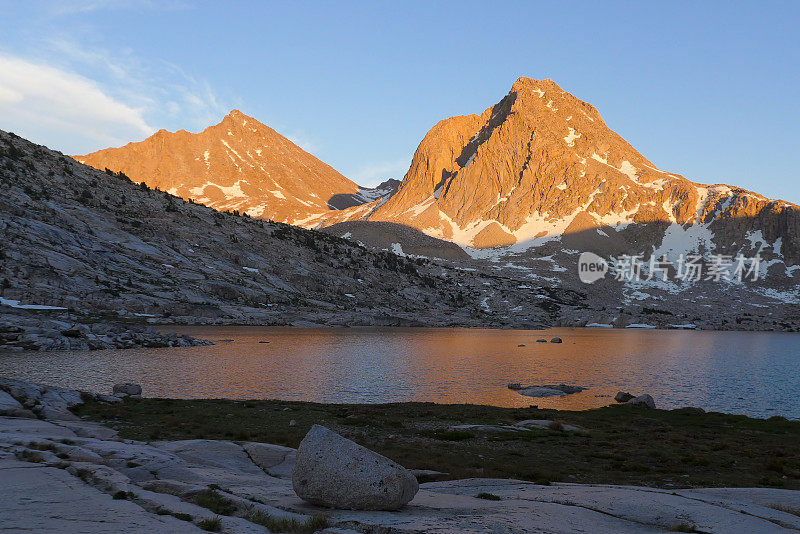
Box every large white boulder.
[292,425,418,510]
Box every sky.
[0,1,798,201]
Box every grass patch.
[475,492,501,500]
[193,489,237,516]
[75,397,800,489]
[198,516,222,532]
[245,509,328,533]
[669,523,701,532]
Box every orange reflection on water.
[0,326,796,417]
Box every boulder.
[550,337,563,343]
[626,394,656,409]
[292,425,418,510]
[113,383,142,397]
[536,339,547,343]
[507,383,522,390]
[614,391,634,403]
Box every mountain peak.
[219,109,258,129]
[512,76,563,92]
[225,109,250,120]
[75,110,360,224]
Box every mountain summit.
[319,77,798,267]
[76,110,386,224]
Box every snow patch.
[563,127,581,147]
[0,297,67,310]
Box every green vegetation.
[245,509,328,533]
[475,492,501,500]
[669,523,701,532]
[197,516,222,532]
[76,398,800,489]
[193,489,237,516]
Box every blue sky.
[0,1,798,201]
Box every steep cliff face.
[76,110,377,225]
[345,77,799,266]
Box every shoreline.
[5,313,800,353]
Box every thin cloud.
[0,53,155,152]
[49,38,228,133]
[50,0,191,15]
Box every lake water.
[1,326,799,419]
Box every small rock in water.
[513,384,585,398]
[258,340,270,343]
[536,339,547,343]
[517,344,526,347]
[292,424,418,510]
[289,419,296,427]
[550,337,563,343]
[614,391,634,403]
[626,393,656,409]
[112,383,142,397]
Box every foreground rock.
[292,425,418,510]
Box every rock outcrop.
[0,309,211,351]
[292,425,419,510]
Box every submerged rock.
[513,384,586,398]
[292,424,418,510]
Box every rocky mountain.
[323,78,798,265]
[76,110,394,225]
[297,78,799,312]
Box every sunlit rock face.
[352,77,799,265]
[75,110,392,226]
